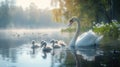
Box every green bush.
[93,21,120,38]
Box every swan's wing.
[95,35,103,44]
[76,31,97,46]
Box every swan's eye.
[70,19,73,23]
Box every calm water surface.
[0,29,120,67]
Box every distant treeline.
[0,0,63,29]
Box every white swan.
[68,17,103,47]
[41,41,52,52]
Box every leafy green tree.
[51,0,120,30]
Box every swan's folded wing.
[76,31,97,46]
[95,35,103,44]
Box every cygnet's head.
[68,16,79,26]
[50,39,58,43]
[32,40,35,45]
[41,40,47,47]
[41,40,44,44]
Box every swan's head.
[41,40,44,44]
[32,40,35,45]
[68,17,79,26]
[41,41,47,47]
[50,39,58,43]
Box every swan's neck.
[43,44,46,48]
[52,42,55,47]
[70,20,80,46]
[33,44,35,46]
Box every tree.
[28,2,39,23]
[51,0,120,29]
[0,0,10,28]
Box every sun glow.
[16,0,53,10]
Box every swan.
[58,40,66,47]
[31,40,39,48]
[50,39,61,48]
[41,41,52,52]
[68,17,103,47]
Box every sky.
[16,0,53,10]
[0,0,54,10]
[0,0,64,29]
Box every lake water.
[0,29,120,67]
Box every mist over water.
[0,29,69,67]
[0,0,120,67]
[0,29,120,67]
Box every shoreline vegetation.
[61,26,91,33]
[93,21,120,39]
[61,21,120,39]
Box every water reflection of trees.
[65,44,120,67]
[51,48,67,67]
[0,43,17,63]
[95,50,120,67]
[0,38,23,63]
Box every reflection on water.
[76,47,98,61]
[0,29,120,67]
[0,29,67,67]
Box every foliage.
[93,21,120,38]
[52,8,62,22]
[51,0,120,29]
[51,0,95,28]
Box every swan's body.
[31,40,39,48]
[53,45,61,48]
[41,41,52,52]
[76,30,98,46]
[58,40,66,47]
[50,40,61,48]
[68,17,103,47]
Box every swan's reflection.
[51,48,67,67]
[32,48,36,54]
[30,47,39,58]
[69,46,99,67]
[69,47,81,67]
[42,51,47,59]
[76,47,98,61]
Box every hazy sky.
[16,0,52,10]
[0,0,64,29]
[0,0,54,10]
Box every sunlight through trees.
[51,0,120,30]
